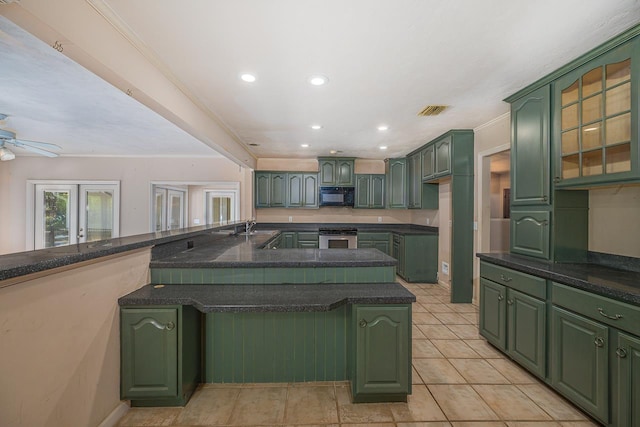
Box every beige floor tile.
[428,384,499,421]
[340,424,395,427]
[460,312,480,325]
[413,312,443,325]
[413,358,466,384]
[227,386,287,425]
[422,303,455,312]
[486,359,538,384]
[414,302,428,312]
[418,324,459,340]
[464,340,504,359]
[516,384,587,421]
[413,366,424,384]
[283,425,339,427]
[452,423,507,427]
[449,359,510,384]
[389,384,447,422]
[173,387,239,425]
[284,384,339,424]
[413,339,445,358]
[506,422,561,427]
[473,385,552,421]
[433,312,472,325]
[397,423,453,427]
[446,303,479,313]
[431,340,481,358]
[117,407,182,426]
[447,324,482,339]
[335,384,395,423]
[558,422,600,426]
[413,324,427,339]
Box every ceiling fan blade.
[12,142,59,157]
[12,138,62,151]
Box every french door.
[33,182,120,249]
[153,187,186,231]
[205,191,237,225]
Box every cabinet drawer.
[358,232,390,241]
[480,261,546,299]
[297,232,319,241]
[552,282,640,336]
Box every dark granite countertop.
[118,282,416,312]
[477,252,640,306]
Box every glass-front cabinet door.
[554,40,638,186]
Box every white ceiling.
[1,1,640,161]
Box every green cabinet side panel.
[617,332,640,427]
[351,305,411,402]
[508,289,546,378]
[399,234,438,283]
[450,174,474,302]
[479,278,506,350]
[510,209,551,259]
[205,306,348,383]
[552,190,589,262]
[551,306,609,423]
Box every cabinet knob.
[359,319,368,328]
[597,307,622,320]
[507,299,514,305]
[165,321,175,331]
[500,274,512,282]
[616,348,628,358]
[542,195,548,202]
[497,295,504,301]
[553,177,561,184]
[594,337,605,348]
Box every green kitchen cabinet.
[281,232,297,248]
[407,152,422,209]
[297,231,319,248]
[421,144,435,181]
[551,306,609,423]
[357,232,391,255]
[255,172,271,208]
[287,173,319,208]
[434,135,451,177]
[350,304,411,402]
[318,157,355,186]
[616,332,640,427]
[121,305,201,406]
[392,233,437,283]
[511,85,551,206]
[270,173,287,207]
[355,174,385,208]
[385,158,407,208]
[553,38,640,188]
[479,263,546,378]
[510,209,550,259]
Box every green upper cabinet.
[421,144,435,180]
[318,157,355,186]
[434,136,451,177]
[385,158,407,208]
[510,209,550,259]
[288,173,319,208]
[351,304,411,403]
[355,174,385,208]
[511,85,551,205]
[553,38,640,188]
[255,172,271,208]
[407,152,422,209]
[270,173,287,207]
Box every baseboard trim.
[97,401,129,427]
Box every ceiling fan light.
[0,146,16,161]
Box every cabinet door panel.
[288,174,303,207]
[508,289,546,378]
[121,308,178,399]
[422,145,435,180]
[479,278,506,350]
[270,173,287,207]
[303,174,318,207]
[511,85,550,205]
[617,332,640,427]
[320,160,336,186]
[386,158,407,208]
[551,307,609,423]
[337,160,355,186]
[435,136,451,176]
[510,210,550,259]
[355,175,371,208]
[255,173,271,207]
[370,175,385,208]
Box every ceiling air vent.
[418,105,448,117]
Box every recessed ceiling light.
[379,146,388,150]
[377,125,389,131]
[329,150,337,154]
[240,73,256,83]
[301,144,309,148]
[309,75,329,86]
[311,125,323,130]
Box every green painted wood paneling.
[204,306,348,383]
[617,332,640,427]
[479,278,506,351]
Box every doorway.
[152,185,187,231]
[488,150,511,252]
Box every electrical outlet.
[442,261,449,275]
[193,218,200,224]
[378,216,382,223]
[426,218,430,225]
[288,216,293,222]
[473,221,478,230]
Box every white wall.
[0,156,251,255]
[589,185,640,258]
[0,249,151,427]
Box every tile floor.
[117,280,600,427]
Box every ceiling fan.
[0,114,62,161]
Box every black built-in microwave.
[318,186,355,207]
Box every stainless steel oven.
[318,227,358,249]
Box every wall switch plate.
[378,216,382,222]
[193,218,200,224]
[442,261,449,275]
[426,218,430,225]
[288,216,293,222]
[473,221,478,230]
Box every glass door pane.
[154,189,166,232]
[206,191,237,225]
[167,190,185,230]
[34,185,78,249]
[79,184,119,243]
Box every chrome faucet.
[245,219,256,233]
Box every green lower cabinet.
[392,233,437,282]
[510,209,550,259]
[479,278,506,350]
[121,306,201,406]
[616,332,640,427]
[297,231,319,248]
[350,305,411,403]
[551,306,609,423]
[357,232,391,255]
[281,232,297,248]
[507,289,546,378]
